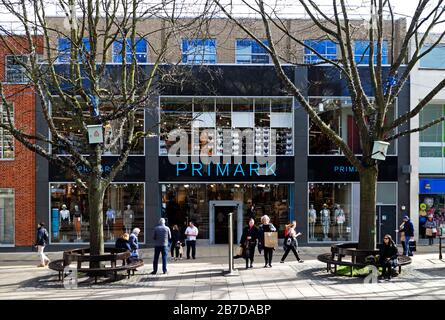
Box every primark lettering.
[176,161,277,177]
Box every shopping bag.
[179,245,184,256]
[400,231,405,242]
[426,228,433,237]
[409,240,416,252]
[234,246,243,259]
[264,232,278,248]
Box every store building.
[410,34,445,240]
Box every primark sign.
[159,128,294,182]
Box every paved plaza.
[0,244,445,300]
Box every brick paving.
[0,244,445,300]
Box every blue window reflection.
[420,45,445,69]
[182,39,216,64]
[236,39,270,64]
[354,40,388,65]
[112,38,148,64]
[304,40,337,64]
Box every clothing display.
[320,207,331,239]
[123,205,134,233]
[335,205,346,239]
[308,205,317,239]
[59,207,71,239]
[73,206,82,240]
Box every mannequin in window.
[123,204,134,234]
[308,204,317,240]
[60,204,71,241]
[106,207,116,240]
[335,204,346,240]
[73,205,82,240]
[320,203,331,240]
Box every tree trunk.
[88,176,106,264]
[358,166,378,250]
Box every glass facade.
[181,39,217,64]
[419,104,445,173]
[0,104,14,159]
[57,37,91,63]
[0,189,14,245]
[5,55,28,83]
[420,45,445,69]
[235,39,270,64]
[50,183,145,243]
[51,98,144,155]
[354,40,388,65]
[159,97,293,156]
[112,38,148,63]
[308,97,395,155]
[419,194,445,239]
[160,183,292,240]
[304,40,337,64]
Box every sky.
[0,0,443,33]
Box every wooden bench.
[48,247,144,283]
[317,243,412,277]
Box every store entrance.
[209,200,243,244]
[376,205,397,243]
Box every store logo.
[77,164,111,174]
[333,166,358,173]
[175,162,277,177]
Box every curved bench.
[48,247,144,283]
[317,243,412,277]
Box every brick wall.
[0,36,42,247]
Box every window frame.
[354,40,389,65]
[0,103,14,161]
[181,39,217,64]
[0,188,15,247]
[4,55,29,84]
[303,40,337,64]
[112,38,149,64]
[419,44,445,70]
[235,39,270,64]
[57,37,91,64]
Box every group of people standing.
[238,215,304,269]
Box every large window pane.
[304,40,337,64]
[420,105,443,143]
[420,45,445,69]
[182,39,216,64]
[5,55,28,83]
[50,183,144,243]
[308,183,352,242]
[354,40,388,64]
[236,39,269,64]
[0,189,14,245]
[112,38,149,63]
[0,104,14,159]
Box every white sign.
[371,141,390,161]
[87,125,103,144]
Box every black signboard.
[307,156,398,181]
[159,156,294,182]
[49,156,145,182]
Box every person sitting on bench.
[379,234,399,281]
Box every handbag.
[264,232,278,248]
[432,228,438,234]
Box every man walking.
[151,218,171,275]
[35,222,50,267]
[399,215,415,256]
[185,221,199,259]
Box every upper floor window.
[5,55,28,83]
[57,37,90,63]
[354,40,388,65]
[181,39,216,64]
[112,38,149,64]
[235,39,270,64]
[304,40,337,64]
[0,104,14,159]
[420,45,445,69]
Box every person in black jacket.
[379,234,399,280]
[170,225,182,261]
[258,215,277,268]
[35,222,50,267]
[115,233,132,251]
[399,215,414,256]
[240,218,259,269]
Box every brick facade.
[0,36,42,247]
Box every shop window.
[308,97,395,156]
[5,55,29,83]
[51,98,144,155]
[159,97,293,156]
[304,40,337,64]
[308,183,353,242]
[181,39,216,64]
[419,104,445,173]
[0,104,14,159]
[420,45,445,69]
[354,40,388,65]
[419,194,445,239]
[0,189,14,245]
[50,183,144,243]
[112,38,149,64]
[235,39,270,64]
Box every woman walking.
[280,221,304,263]
[170,225,182,260]
[35,222,50,267]
[240,218,259,269]
[258,215,276,268]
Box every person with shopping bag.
[399,216,414,256]
[258,215,277,268]
[239,218,259,269]
[424,214,438,246]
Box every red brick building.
[0,35,42,248]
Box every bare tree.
[214,0,445,250]
[0,0,211,259]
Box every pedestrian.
[424,214,437,246]
[185,221,198,259]
[398,221,406,254]
[399,216,414,256]
[240,218,259,269]
[258,215,276,268]
[170,224,182,261]
[280,221,304,263]
[35,222,50,267]
[115,233,132,251]
[129,227,141,259]
[151,218,171,275]
[378,234,399,281]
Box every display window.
[0,189,14,245]
[50,183,144,243]
[419,194,445,239]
